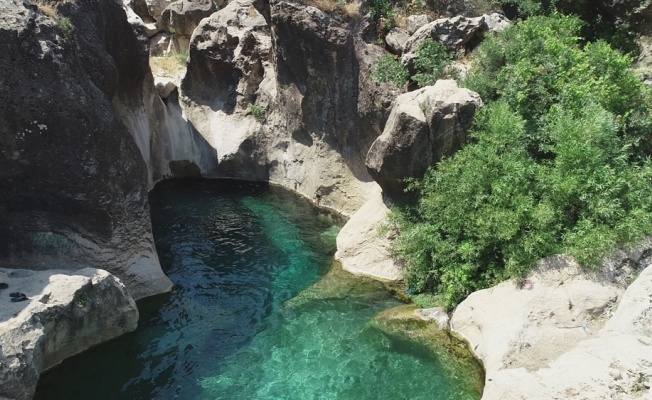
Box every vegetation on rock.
[371,39,454,87]
[391,14,652,308]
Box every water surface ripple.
[35,179,480,400]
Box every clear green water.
[34,179,481,400]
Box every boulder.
[145,0,171,22]
[406,14,431,35]
[366,80,482,197]
[124,0,153,23]
[403,15,487,54]
[160,0,216,38]
[385,27,410,54]
[0,0,172,299]
[452,244,652,400]
[335,184,403,281]
[0,268,138,400]
[154,76,177,98]
[484,12,511,33]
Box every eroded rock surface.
[366,80,482,197]
[181,0,397,215]
[0,0,172,300]
[335,184,403,281]
[452,245,652,400]
[403,15,487,55]
[0,268,138,400]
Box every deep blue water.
[34,179,481,400]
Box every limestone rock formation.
[0,268,138,400]
[181,0,397,215]
[452,246,652,400]
[161,0,215,36]
[403,15,487,54]
[0,0,173,300]
[406,14,431,35]
[366,80,482,197]
[160,0,216,51]
[146,0,171,23]
[385,27,410,54]
[335,184,403,281]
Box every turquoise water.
[34,179,481,400]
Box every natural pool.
[35,179,482,399]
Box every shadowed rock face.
[0,0,172,299]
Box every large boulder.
[385,27,410,54]
[452,242,652,400]
[0,0,172,299]
[366,80,482,197]
[161,0,215,36]
[0,268,138,400]
[403,15,487,55]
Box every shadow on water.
[34,179,482,400]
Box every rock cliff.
[0,0,172,300]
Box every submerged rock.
[0,268,138,400]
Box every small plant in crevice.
[249,103,266,124]
[174,48,189,65]
[57,16,73,38]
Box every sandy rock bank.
[0,268,138,400]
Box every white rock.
[335,184,403,281]
[452,254,652,399]
[483,12,511,33]
[406,14,431,35]
[385,27,410,54]
[0,268,138,400]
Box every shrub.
[57,17,73,38]
[249,103,266,123]
[174,48,189,65]
[371,54,410,87]
[412,39,455,87]
[393,14,652,308]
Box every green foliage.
[174,48,189,65]
[371,54,410,87]
[372,39,454,88]
[367,0,392,18]
[249,103,266,123]
[394,14,652,309]
[412,39,455,87]
[57,17,73,38]
[410,293,442,309]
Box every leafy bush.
[412,39,455,87]
[57,17,73,38]
[371,54,410,87]
[249,103,266,123]
[371,39,454,88]
[393,14,652,308]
